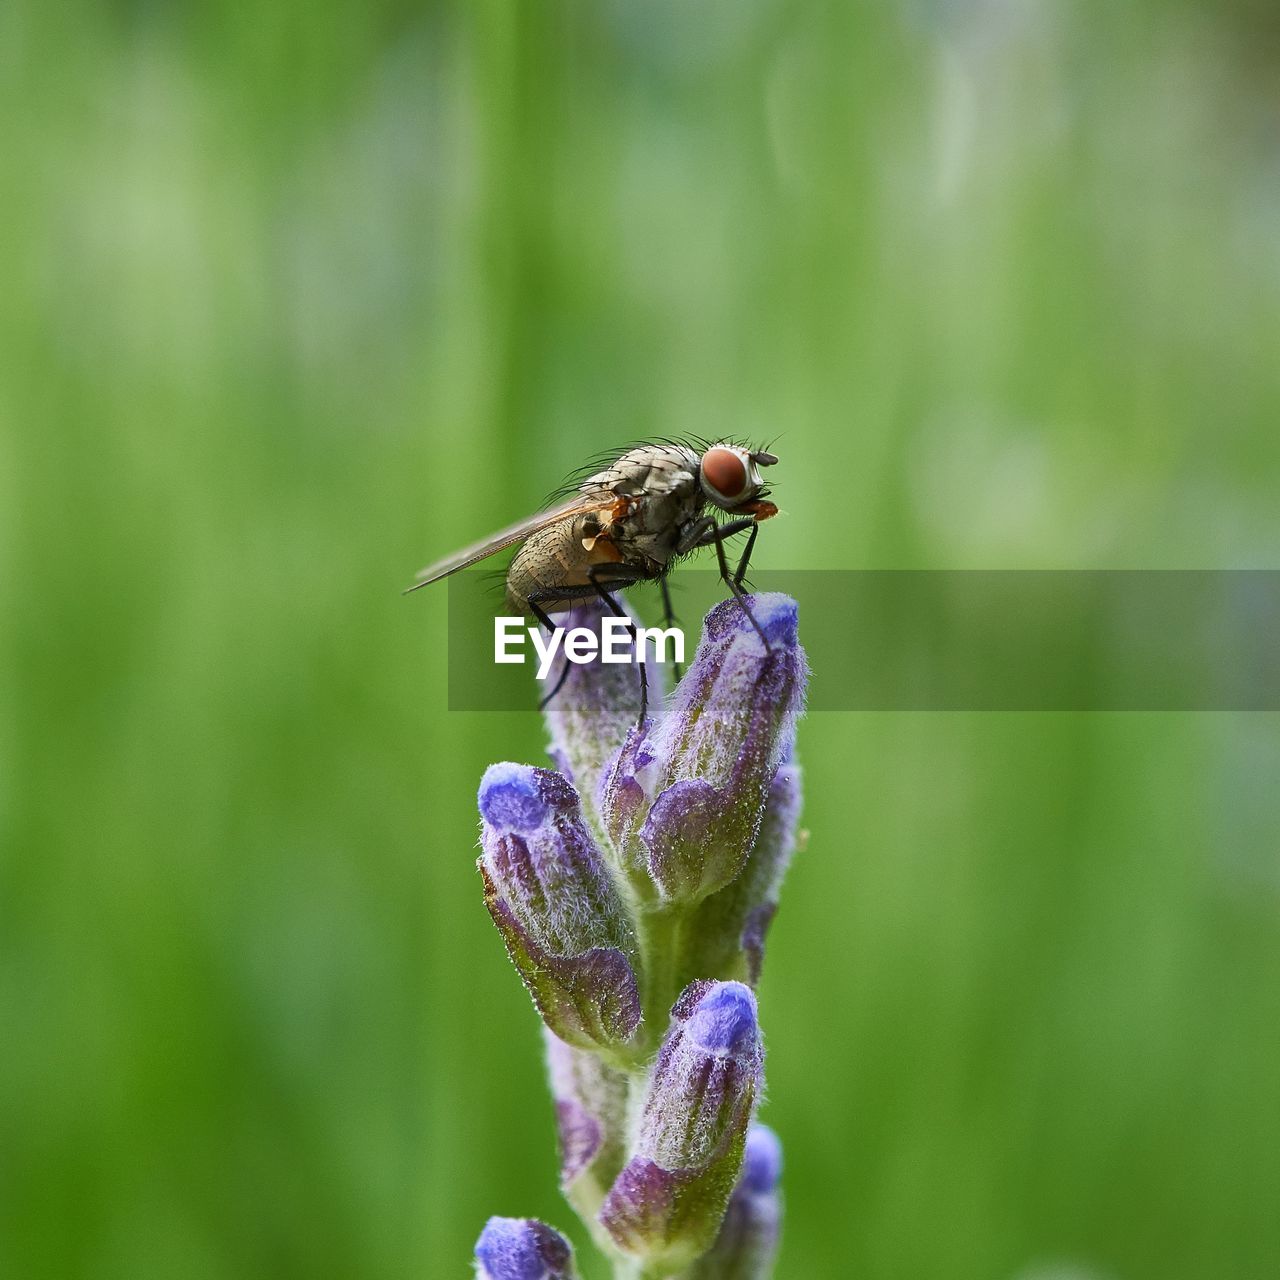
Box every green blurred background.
[3,2,1279,1277]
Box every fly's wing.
[404,494,617,593]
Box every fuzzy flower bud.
[544,1030,629,1221]
[479,763,642,1053]
[599,595,806,906]
[599,981,764,1269]
[473,1217,577,1280]
[686,760,803,985]
[541,598,663,839]
[687,1124,783,1279]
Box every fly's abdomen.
[506,514,618,614]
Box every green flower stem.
[636,903,690,1049]
[615,1256,690,1280]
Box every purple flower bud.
[541,598,664,839]
[739,1123,783,1194]
[637,982,762,1169]
[681,981,759,1053]
[686,761,804,985]
[473,1217,576,1280]
[600,981,764,1269]
[479,763,642,1053]
[596,726,662,896]
[687,1125,783,1280]
[544,1031,629,1220]
[600,594,807,905]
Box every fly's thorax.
[579,444,701,501]
[586,446,707,569]
[612,484,705,568]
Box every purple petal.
[479,762,557,834]
[541,598,661,826]
[554,1099,601,1184]
[623,594,806,905]
[474,1216,574,1280]
[740,1124,783,1195]
[685,982,758,1055]
[740,904,777,986]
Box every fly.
[405,441,780,718]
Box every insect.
[406,441,779,716]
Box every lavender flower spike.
[474,1217,578,1280]
[479,763,642,1055]
[600,981,764,1271]
[687,1124,783,1280]
[600,594,806,906]
[468,594,807,1277]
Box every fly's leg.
[675,514,718,556]
[714,537,772,652]
[733,522,759,587]
[526,568,650,722]
[683,515,755,554]
[586,564,649,724]
[688,517,772,652]
[528,600,559,634]
[528,588,613,711]
[537,658,573,711]
[528,597,574,710]
[658,576,684,682]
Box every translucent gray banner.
[445,570,1280,711]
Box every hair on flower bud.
[686,761,804,986]
[600,593,807,906]
[479,763,642,1053]
[473,1216,577,1280]
[656,595,805,790]
[704,592,798,651]
[544,1031,630,1223]
[595,727,661,893]
[687,1124,783,1279]
[632,980,762,1172]
[599,981,764,1268]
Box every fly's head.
[698,444,779,519]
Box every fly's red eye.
[702,448,748,500]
